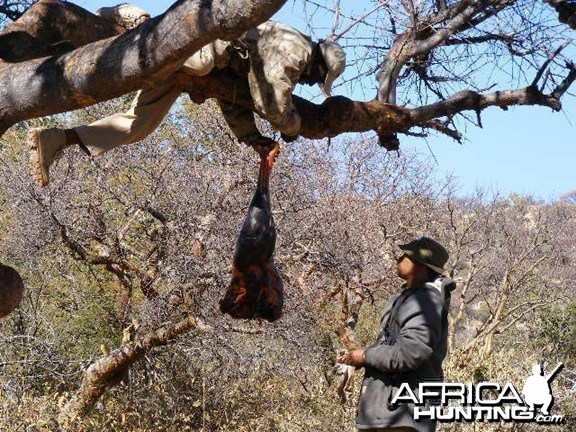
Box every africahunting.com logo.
[392,363,564,424]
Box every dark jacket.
[356,277,456,431]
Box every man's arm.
[341,289,443,372]
[245,26,312,137]
[217,100,277,151]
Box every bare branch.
[410,86,563,125]
[327,0,341,40]
[444,33,514,46]
[531,41,571,87]
[333,3,384,42]
[60,312,205,421]
[552,61,576,99]
[418,119,463,142]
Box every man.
[27,5,346,187]
[340,236,456,432]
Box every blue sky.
[78,0,576,200]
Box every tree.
[1,0,575,148]
[0,0,288,136]
[1,104,575,428]
[302,0,576,147]
[1,1,576,428]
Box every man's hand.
[338,348,366,368]
[242,134,277,154]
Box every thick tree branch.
[3,1,572,147]
[177,68,572,146]
[177,69,412,141]
[59,311,208,421]
[545,0,576,29]
[0,0,124,62]
[376,32,413,103]
[0,0,287,136]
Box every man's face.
[396,254,416,280]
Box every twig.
[552,61,576,100]
[417,119,463,142]
[328,0,341,41]
[531,41,571,88]
[333,3,385,42]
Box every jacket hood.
[425,276,457,295]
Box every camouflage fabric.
[181,40,231,76]
[95,3,150,29]
[237,21,314,137]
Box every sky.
[77,0,576,201]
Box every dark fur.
[220,146,283,322]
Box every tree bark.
[175,69,414,144]
[0,0,124,62]
[175,68,567,146]
[59,312,212,423]
[0,0,287,136]
[1,0,573,146]
[409,86,564,123]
